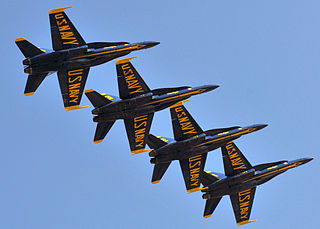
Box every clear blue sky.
[2,0,319,228]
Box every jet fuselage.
[149,124,268,164]
[92,85,218,121]
[23,41,159,75]
[202,158,313,199]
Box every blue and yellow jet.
[201,142,313,225]
[15,7,159,111]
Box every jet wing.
[116,57,151,99]
[49,7,86,51]
[179,153,207,193]
[124,113,154,154]
[229,188,257,225]
[57,67,90,111]
[170,102,203,141]
[221,141,252,176]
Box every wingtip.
[85,89,95,93]
[237,220,257,226]
[24,92,34,96]
[170,99,190,108]
[203,214,212,219]
[187,187,201,193]
[65,105,89,111]
[131,149,152,155]
[116,56,138,65]
[151,180,160,184]
[94,139,103,144]
[49,6,72,14]
[15,38,26,43]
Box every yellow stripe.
[245,163,300,182]
[65,105,89,111]
[152,180,160,184]
[94,139,103,144]
[15,38,26,42]
[49,6,72,14]
[131,148,152,155]
[144,90,204,106]
[203,214,212,218]
[187,187,202,193]
[24,92,34,96]
[85,89,94,93]
[79,45,140,58]
[116,56,137,65]
[169,99,190,108]
[195,129,251,147]
[237,220,257,225]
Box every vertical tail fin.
[85,89,113,108]
[15,38,44,58]
[147,134,169,149]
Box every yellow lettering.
[121,63,131,70]
[54,13,64,20]
[69,89,79,98]
[69,83,80,90]
[190,160,201,169]
[57,18,67,26]
[61,31,76,40]
[63,40,79,45]
[58,25,71,31]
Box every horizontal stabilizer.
[15,38,44,58]
[152,162,171,184]
[24,73,48,96]
[85,89,113,108]
[94,121,115,143]
[203,197,222,218]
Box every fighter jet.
[15,6,159,111]
[85,57,218,154]
[146,102,267,193]
[200,141,313,225]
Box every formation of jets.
[15,7,313,226]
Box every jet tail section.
[85,89,113,108]
[147,134,169,149]
[94,121,115,144]
[201,171,220,186]
[15,38,44,58]
[203,197,222,218]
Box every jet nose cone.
[254,124,268,131]
[301,157,314,164]
[144,41,160,49]
[203,85,220,92]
